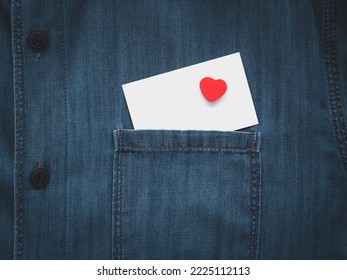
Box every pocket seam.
[113,128,123,260]
[249,132,261,260]
[116,128,260,153]
[118,146,257,153]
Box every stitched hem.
[325,0,347,172]
[12,0,25,260]
[249,132,261,260]
[118,147,258,153]
[59,0,68,260]
[115,128,261,153]
[113,130,123,260]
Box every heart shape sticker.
[199,77,228,102]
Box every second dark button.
[30,167,50,188]
[28,30,47,51]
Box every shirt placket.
[12,0,68,259]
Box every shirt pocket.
[112,128,261,260]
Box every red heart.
[199,77,227,102]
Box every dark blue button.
[28,30,47,51]
[30,167,50,188]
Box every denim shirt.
[0,0,346,259]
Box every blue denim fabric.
[0,0,346,259]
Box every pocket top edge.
[113,129,260,153]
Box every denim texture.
[0,0,346,259]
